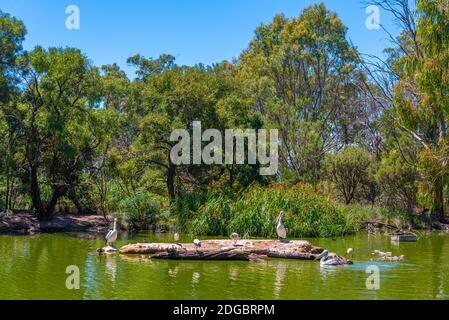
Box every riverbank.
[0,212,110,235]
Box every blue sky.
[0,0,399,77]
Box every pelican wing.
[105,229,114,241]
[277,225,287,239]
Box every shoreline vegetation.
[1,182,448,236]
[1,2,449,238]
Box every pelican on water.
[316,250,344,266]
[230,233,240,246]
[276,211,287,240]
[105,218,118,247]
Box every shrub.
[376,149,419,212]
[324,146,377,204]
[116,189,165,231]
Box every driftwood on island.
[118,239,352,265]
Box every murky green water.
[0,232,448,300]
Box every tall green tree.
[238,4,362,184]
[0,11,27,210]
[4,47,102,220]
[392,0,449,220]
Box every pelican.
[372,250,392,258]
[230,233,240,246]
[105,218,118,247]
[316,250,344,266]
[174,232,183,247]
[346,248,354,256]
[276,211,287,240]
[193,239,202,249]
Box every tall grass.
[176,183,357,238]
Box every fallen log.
[119,239,352,264]
[151,247,251,261]
[118,239,354,264]
[119,239,317,256]
[361,220,401,231]
[267,248,318,260]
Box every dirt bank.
[0,212,110,235]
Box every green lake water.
[0,232,448,300]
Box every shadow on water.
[0,232,448,300]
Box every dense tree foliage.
[1,2,448,232]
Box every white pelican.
[316,250,344,266]
[276,211,287,240]
[372,250,392,258]
[230,233,240,245]
[193,239,202,249]
[105,218,118,247]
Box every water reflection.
[319,265,339,280]
[105,255,117,283]
[228,265,239,281]
[273,261,287,298]
[192,272,200,285]
[0,232,449,300]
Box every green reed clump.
[116,188,166,231]
[170,191,208,232]
[187,184,357,238]
[188,190,232,236]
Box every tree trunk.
[29,164,48,220]
[167,162,176,204]
[5,176,10,211]
[434,177,445,222]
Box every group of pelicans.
[104,212,290,248]
[105,211,404,266]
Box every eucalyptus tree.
[129,56,224,202]
[402,0,449,220]
[376,0,449,220]
[238,4,362,184]
[0,11,27,210]
[5,47,103,220]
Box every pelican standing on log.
[105,218,118,247]
[230,233,240,246]
[193,239,202,249]
[276,211,287,241]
